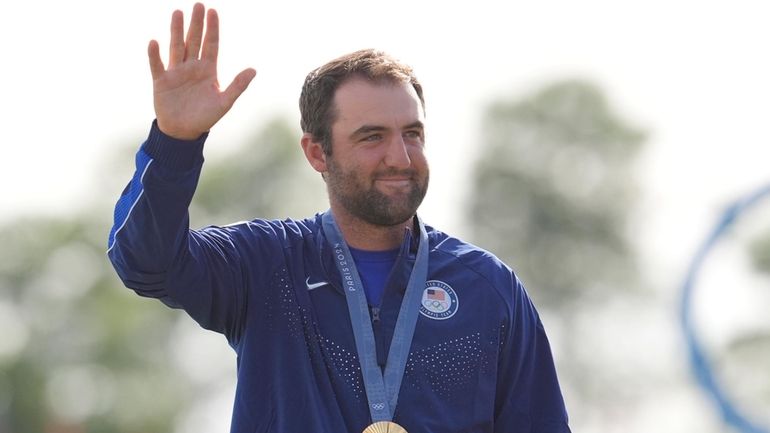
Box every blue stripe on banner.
[107,150,154,251]
[680,182,770,433]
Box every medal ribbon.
[322,211,429,422]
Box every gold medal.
[362,421,408,433]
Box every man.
[108,3,571,433]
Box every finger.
[185,3,205,61]
[221,68,257,108]
[148,40,166,80]
[168,9,185,67]
[200,8,219,63]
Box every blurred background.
[1,0,769,432]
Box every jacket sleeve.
[106,121,249,341]
[494,275,571,433]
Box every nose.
[383,135,411,169]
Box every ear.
[300,133,328,174]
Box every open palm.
[148,3,256,140]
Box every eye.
[404,130,423,141]
[362,134,382,142]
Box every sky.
[4,1,769,240]
[4,0,770,430]
[6,0,768,310]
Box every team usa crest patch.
[419,280,458,320]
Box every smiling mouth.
[375,179,413,188]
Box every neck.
[329,205,413,251]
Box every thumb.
[222,68,257,107]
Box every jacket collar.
[315,212,420,296]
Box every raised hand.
[148,3,256,140]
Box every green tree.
[749,230,770,274]
[468,80,648,424]
[0,117,321,432]
[724,221,770,424]
[191,117,326,224]
[470,80,645,308]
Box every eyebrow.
[350,125,387,139]
[403,121,425,132]
[349,121,425,139]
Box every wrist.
[143,120,208,171]
[156,119,207,141]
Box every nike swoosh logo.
[306,277,329,291]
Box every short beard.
[326,160,428,227]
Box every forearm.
[107,120,207,303]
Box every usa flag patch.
[420,280,458,320]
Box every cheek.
[352,149,388,170]
[409,148,429,169]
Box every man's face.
[325,78,429,227]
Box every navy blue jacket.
[107,122,571,433]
